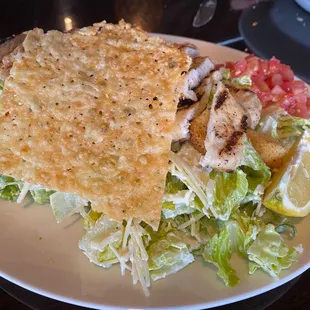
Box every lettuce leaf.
[202,205,297,287]
[247,224,297,278]
[148,230,195,281]
[165,172,187,194]
[277,115,310,140]
[170,144,217,217]
[257,104,310,146]
[0,175,21,202]
[210,169,248,220]
[221,68,251,88]
[81,209,102,230]
[203,225,240,287]
[241,140,271,203]
[30,189,55,204]
[79,215,124,268]
[49,192,88,223]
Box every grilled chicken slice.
[173,68,220,142]
[229,87,262,129]
[200,82,248,171]
[182,56,215,101]
[189,70,223,153]
[0,33,26,81]
[172,98,209,142]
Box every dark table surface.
[0,0,309,309]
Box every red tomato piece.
[279,64,294,81]
[224,55,309,118]
[271,73,283,87]
[271,85,286,95]
[232,58,247,77]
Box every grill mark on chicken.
[214,89,228,110]
[241,115,248,132]
[178,98,194,109]
[220,131,244,154]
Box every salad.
[1,53,310,297]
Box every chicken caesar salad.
[0,23,310,297]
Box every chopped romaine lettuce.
[257,104,310,147]
[165,172,187,194]
[0,184,20,201]
[210,169,248,220]
[230,76,252,88]
[203,225,240,287]
[148,231,195,281]
[241,139,271,203]
[162,186,199,219]
[49,192,88,223]
[80,208,102,230]
[221,68,251,88]
[79,215,125,268]
[247,224,297,278]
[0,174,21,202]
[162,202,196,219]
[30,189,55,204]
[170,144,217,217]
[277,115,310,140]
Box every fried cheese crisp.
[0,21,191,226]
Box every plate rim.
[0,34,310,310]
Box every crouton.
[247,130,287,169]
[189,108,210,154]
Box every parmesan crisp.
[0,21,191,226]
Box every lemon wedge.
[263,129,310,217]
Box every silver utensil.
[192,0,217,28]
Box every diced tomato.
[231,58,247,77]
[224,61,235,70]
[291,80,307,95]
[268,57,281,75]
[224,55,310,118]
[271,74,283,87]
[251,76,270,92]
[279,64,294,81]
[271,85,286,95]
[256,59,268,79]
[244,55,259,75]
[279,95,295,111]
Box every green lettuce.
[165,172,187,194]
[257,104,310,146]
[210,169,248,220]
[241,140,271,204]
[79,215,124,268]
[203,225,240,287]
[169,144,216,217]
[247,224,297,278]
[221,68,252,88]
[148,230,195,281]
[30,189,55,204]
[49,192,88,223]
[0,174,21,202]
[81,209,102,230]
[277,115,310,140]
[162,173,196,218]
[230,76,252,88]
[202,206,297,287]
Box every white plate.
[0,35,310,310]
